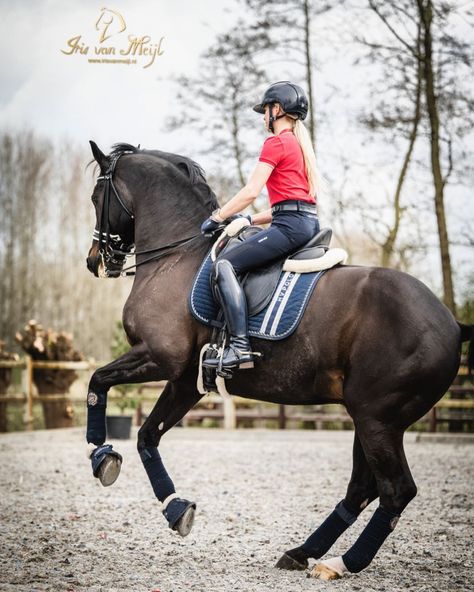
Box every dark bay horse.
[85,141,472,581]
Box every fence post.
[222,394,236,429]
[25,356,34,431]
[428,407,437,433]
[278,404,286,429]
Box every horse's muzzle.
[87,243,101,277]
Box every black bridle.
[94,152,202,277]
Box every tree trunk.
[381,29,423,268]
[34,370,76,429]
[417,0,456,313]
[303,0,316,149]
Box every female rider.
[201,81,321,373]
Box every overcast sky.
[0,0,238,148]
[0,0,472,298]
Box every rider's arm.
[215,162,273,221]
[251,208,272,225]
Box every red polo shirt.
[258,129,316,206]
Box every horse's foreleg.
[276,430,378,571]
[137,369,204,537]
[312,420,416,581]
[86,343,162,485]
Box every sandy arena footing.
[0,428,472,592]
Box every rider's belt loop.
[272,201,317,215]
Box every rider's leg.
[203,259,255,369]
[204,217,317,371]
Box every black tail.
[459,323,473,375]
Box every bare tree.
[165,22,270,203]
[361,0,472,312]
[0,131,130,360]
[245,0,346,150]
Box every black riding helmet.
[253,81,308,132]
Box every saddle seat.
[212,220,347,316]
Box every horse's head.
[86,141,135,278]
[86,141,219,278]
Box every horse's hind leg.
[86,343,162,486]
[312,420,416,580]
[276,431,378,571]
[137,369,204,537]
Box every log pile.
[16,320,84,429]
[0,341,18,432]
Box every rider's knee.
[212,258,235,281]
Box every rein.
[120,233,203,276]
[95,152,206,277]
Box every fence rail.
[0,357,472,432]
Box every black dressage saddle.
[213,226,332,316]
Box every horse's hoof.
[163,498,196,537]
[97,454,122,487]
[275,552,308,571]
[175,504,195,537]
[311,563,342,581]
[90,444,123,487]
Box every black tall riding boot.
[203,259,255,370]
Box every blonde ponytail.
[292,119,323,198]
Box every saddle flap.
[242,260,283,316]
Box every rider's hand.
[200,216,222,237]
[228,214,252,224]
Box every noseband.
[94,152,203,277]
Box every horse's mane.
[109,143,219,210]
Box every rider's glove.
[230,214,252,224]
[200,217,221,236]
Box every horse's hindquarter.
[227,266,462,413]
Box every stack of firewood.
[16,320,84,428]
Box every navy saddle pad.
[189,252,326,341]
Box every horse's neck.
[132,182,212,254]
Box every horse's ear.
[89,140,109,171]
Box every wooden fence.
[0,357,472,432]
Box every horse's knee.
[89,369,108,393]
[137,424,160,452]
